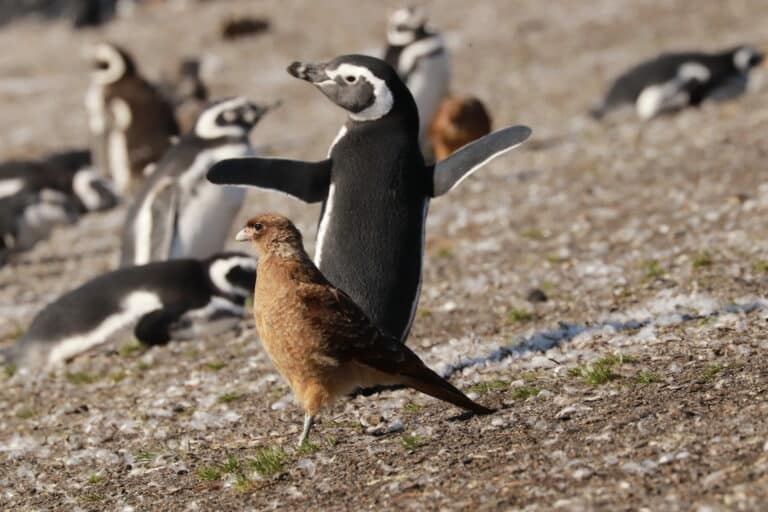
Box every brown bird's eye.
[252,223,264,232]
[344,75,357,83]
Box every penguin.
[0,252,256,371]
[429,95,492,161]
[384,6,450,155]
[159,57,210,134]
[207,54,531,342]
[120,97,275,267]
[85,42,179,194]
[0,149,118,258]
[591,45,765,120]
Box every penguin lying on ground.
[429,95,492,161]
[120,97,275,267]
[591,45,765,120]
[0,149,118,259]
[85,42,179,194]
[384,6,450,155]
[207,54,531,342]
[0,252,256,372]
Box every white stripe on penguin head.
[195,97,252,139]
[93,43,127,85]
[209,256,257,296]
[326,64,394,122]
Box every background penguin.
[159,57,210,134]
[383,6,450,155]
[85,42,179,194]
[591,45,765,120]
[0,252,256,371]
[0,149,118,259]
[429,95,492,161]
[207,54,531,343]
[120,97,275,267]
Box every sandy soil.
[1,0,768,510]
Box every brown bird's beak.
[235,227,252,242]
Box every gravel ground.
[1,0,768,510]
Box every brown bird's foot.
[297,414,315,447]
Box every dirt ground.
[1,0,768,510]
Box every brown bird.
[236,213,494,445]
[429,95,492,161]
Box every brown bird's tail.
[400,348,495,415]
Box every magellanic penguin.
[159,57,210,134]
[429,95,492,161]
[207,55,531,342]
[0,149,118,258]
[591,45,765,120]
[120,97,275,267]
[85,42,179,194]
[384,6,450,154]
[0,252,256,372]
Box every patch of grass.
[416,308,433,318]
[510,385,540,400]
[642,259,664,279]
[545,254,568,264]
[88,474,104,485]
[233,474,252,492]
[507,308,534,323]
[752,261,768,273]
[581,365,617,386]
[14,407,34,419]
[81,494,104,503]
[110,371,127,383]
[136,361,152,371]
[595,354,638,366]
[65,371,98,385]
[520,228,546,241]
[692,251,713,269]
[519,372,538,382]
[569,354,637,386]
[404,402,423,413]
[434,247,454,259]
[196,465,222,481]
[247,446,287,477]
[297,440,320,455]
[184,348,199,359]
[118,340,143,357]
[221,457,241,474]
[400,434,428,450]
[700,362,724,382]
[218,392,242,404]
[634,371,660,384]
[3,363,17,378]
[205,360,226,371]
[468,379,509,394]
[133,450,156,466]
[324,435,338,448]
[244,295,254,310]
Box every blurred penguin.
[85,42,179,194]
[159,57,210,134]
[384,6,450,156]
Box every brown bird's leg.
[297,382,329,447]
[298,414,315,447]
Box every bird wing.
[296,282,494,414]
[207,157,331,203]
[133,176,179,263]
[428,125,531,197]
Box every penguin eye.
[344,75,358,84]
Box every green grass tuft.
[221,456,241,474]
[297,440,320,455]
[642,260,664,279]
[400,434,428,450]
[65,371,98,385]
[569,354,638,386]
[218,392,242,404]
[14,407,34,419]
[752,261,768,273]
[4,363,17,378]
[692,251,713,269]
[404,402,423,413]
[325,435,338,448]
[634,371,660,384]
[435,247,454,259]
[110,371,127,383]
[205,360,226,371]
[233,474,252,492]
[118,340,143,357]
[196,465,222,481]
[88,474,104,485]
[700,362,724,382]
[468,379,509,394]
[511,385,540,400]
[520,228,546,241]
[133,450,156,466]
[507,308,534,323]
[247,446,287,477]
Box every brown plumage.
[429,95,492,161]
[236,213,494,445]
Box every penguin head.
[87,42,136,85]
[287,55,415,123]
[194,97,277,140]
[205,252,257,297]
[235,213,304,258]
[732,46,764,72]
[387,6,430,46]
[71,169,119,212]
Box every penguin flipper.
[146,178,179,262]
[429,125,532,197]
[134,308,187,345]
[207,157,331,203]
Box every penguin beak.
[235,227,252,242]
[287,61,330,84]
